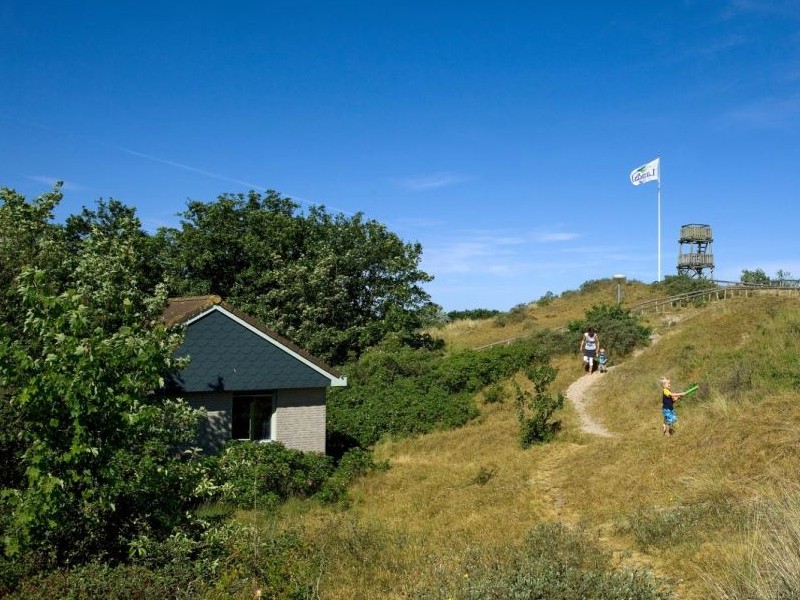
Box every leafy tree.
[0,186,70,320]
[157,191,436,364]
[0,190,206,567]
[0,187,72,493]
[740,268,771,286]
[773,269,796,286]
[64,198,166,295]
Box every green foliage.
[414,522,672,599]
[482,383,505,404]
[0,189,209,569]
[740,267,799,288]
[212,441,334,507]
[740,268,771,286]
[317,447,388,505]
[514,365,564,448]
[527,327,576,356]
[536,290,557,306]
[156,191,436,364]
[328,338,549,449]
[446,308,502,321]
[3,562,208,600]
[493,302,529,327]
[656,274,717,296]
[569,303,651,357]
[1,521,310,600]
[209,442,384,508]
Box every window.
[232,393,275,441]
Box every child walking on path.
[660,377,686,436]
[598,348,608,373]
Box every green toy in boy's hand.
[683,383,699,396]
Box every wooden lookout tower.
[677,223,714,279]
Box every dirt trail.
[566,333,662,437]
[565,328,664,437]
[565,372,614,437]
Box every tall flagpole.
[629,156,662,281]
[657,157,661,281]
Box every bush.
[482,383,505,404]
[446,308,502,321]
[514,365,564,448]
[213,441,334,507]
[493,303,529,327]
[327,337,552,449]
[536,290,557,306]
[317,448,388,505]
[569,303,651,357]
[656,274,717,297]
[414,522,672,599]
[4,563,206,600]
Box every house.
[162,295,347,454]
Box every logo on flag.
[630,158,660,186]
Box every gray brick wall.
[275,388,326,453]
[186,392,233,454]
[185,388,327,454]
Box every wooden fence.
[628,285,800,315]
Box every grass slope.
[285,288,800,599]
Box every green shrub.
[482,383,505,404]
[514,367,564,448]
[446,308,502,320]
[317,448,388,505]
[4,563,206,600]
[493,303,529,327]
[211,526,319,599]
[214,441,334,507]
[569,303,651,357]
[414,522,672,599]
[536,290,557,306]
[656,274,716,297]
[328,338,551,449]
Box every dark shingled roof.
[163,295,344,382]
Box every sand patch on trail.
[565,373,614,437]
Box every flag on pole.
[629,158,660,186]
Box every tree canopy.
[0,186,206,565]
[156,190,437,364]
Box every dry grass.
[430,278,662,350]
[273,289,800,599]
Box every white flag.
[630,158,660,186]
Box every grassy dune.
[270,287,800,599]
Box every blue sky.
[2,1,799,311]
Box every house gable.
[166,303,346,393]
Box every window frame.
[231,392,276,442]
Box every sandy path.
[565,372,614,437]
[566,333,661,437]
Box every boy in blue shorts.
[660,377,686,436]
[598,348,608,373]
